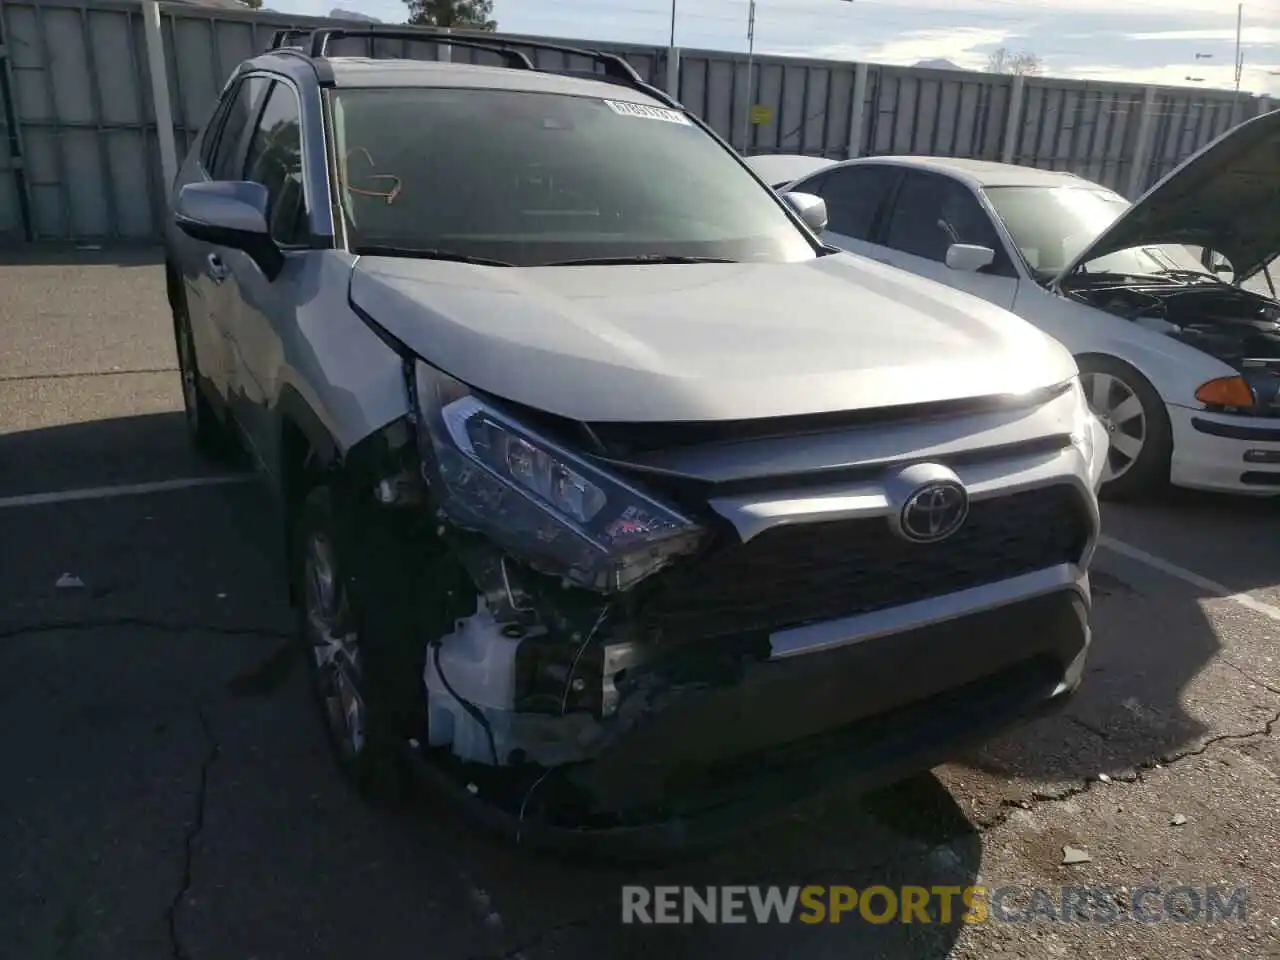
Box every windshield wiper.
[353,245,515,267]
[1159,269,1223,283]
[540,254,740,266]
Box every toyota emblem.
[898,480,969,543]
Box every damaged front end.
[404,359,729,828]
[389,361,1095,845]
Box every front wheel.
[294,486,413,801]
[1078,355,1172,500]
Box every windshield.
[329,87,816,266]
[983,185,1212,281]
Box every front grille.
[639,484,1091,641]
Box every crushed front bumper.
[409,565,1090,857]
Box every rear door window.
[816,165,899,240]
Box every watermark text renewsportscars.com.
[621,885,1249,925]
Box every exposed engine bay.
[1063,272,1280,412]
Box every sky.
[264,0,1280,96]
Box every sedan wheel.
[1077,356,1172,500]
[1082,371,1147,483]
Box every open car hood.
[1055,107,1280,286]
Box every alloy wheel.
[1082,371,1147,483]
[303,531,366,760]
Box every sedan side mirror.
[945,242,995,273]
[781,191,829,233]
[175,181,283,280]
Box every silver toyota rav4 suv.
[165,27,1109,852]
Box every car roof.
[845,155,1095,190]
[249,51,671,106]
[744,154,838,186]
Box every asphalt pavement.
[1,245,1277,960]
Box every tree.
[238,0,264,8]
[405,0,497,31]
[986,47,1043,77]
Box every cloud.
[804,27,1017,70]
[265,0,1280,95]
[1063,60,1280,94]
[1127,27,1280,43]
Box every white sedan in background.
[784,111,1280,498]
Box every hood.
[350,253,1075,423]
[1056,107,1280,285]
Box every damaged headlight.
[411,360,707,593]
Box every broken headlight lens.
[412,361,707,593]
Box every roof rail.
[304,26,646,87]
[268,28,314,51]
[308,27,534,71]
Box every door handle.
[206,253,230,284]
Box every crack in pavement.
[0,618,291,641]
[166,700,219,960]
[0,366,178,383]
[1217,654,1280,698]
[977,707,1280,832]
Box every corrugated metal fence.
[0,0,1272,242]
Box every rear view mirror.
[945,243,995,273]
[175,181,283,280]
[781,191,828,233]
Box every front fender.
[1016,283,1237,408]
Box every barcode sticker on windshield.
[604,100,691,125]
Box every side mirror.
[174,181,283,280]
[781,191,828,233]
[945,242,996,273]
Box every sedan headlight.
[412,360,707,593]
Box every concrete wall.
[0,0,1271,241]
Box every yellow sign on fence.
[750,104,773,125]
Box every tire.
[172,288,236,460]
[1077,355,1172,501]
[292,484,458,803]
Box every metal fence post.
[665,45,680,98]
[142,0,179,209]
[1126,84,1159,199]
[0,3,34,240]
[1000,74,1025,163]
[846,61,868,158]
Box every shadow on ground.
[0,412,229,499]
[0,410,1255,958]
[0,242,163,268]
[956,486,1280,804]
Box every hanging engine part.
[424,593,647,768]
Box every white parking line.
[0,474,255,510]
[1099,534,1280,623]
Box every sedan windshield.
[983,185,1212,281]
[329,87,817,266]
